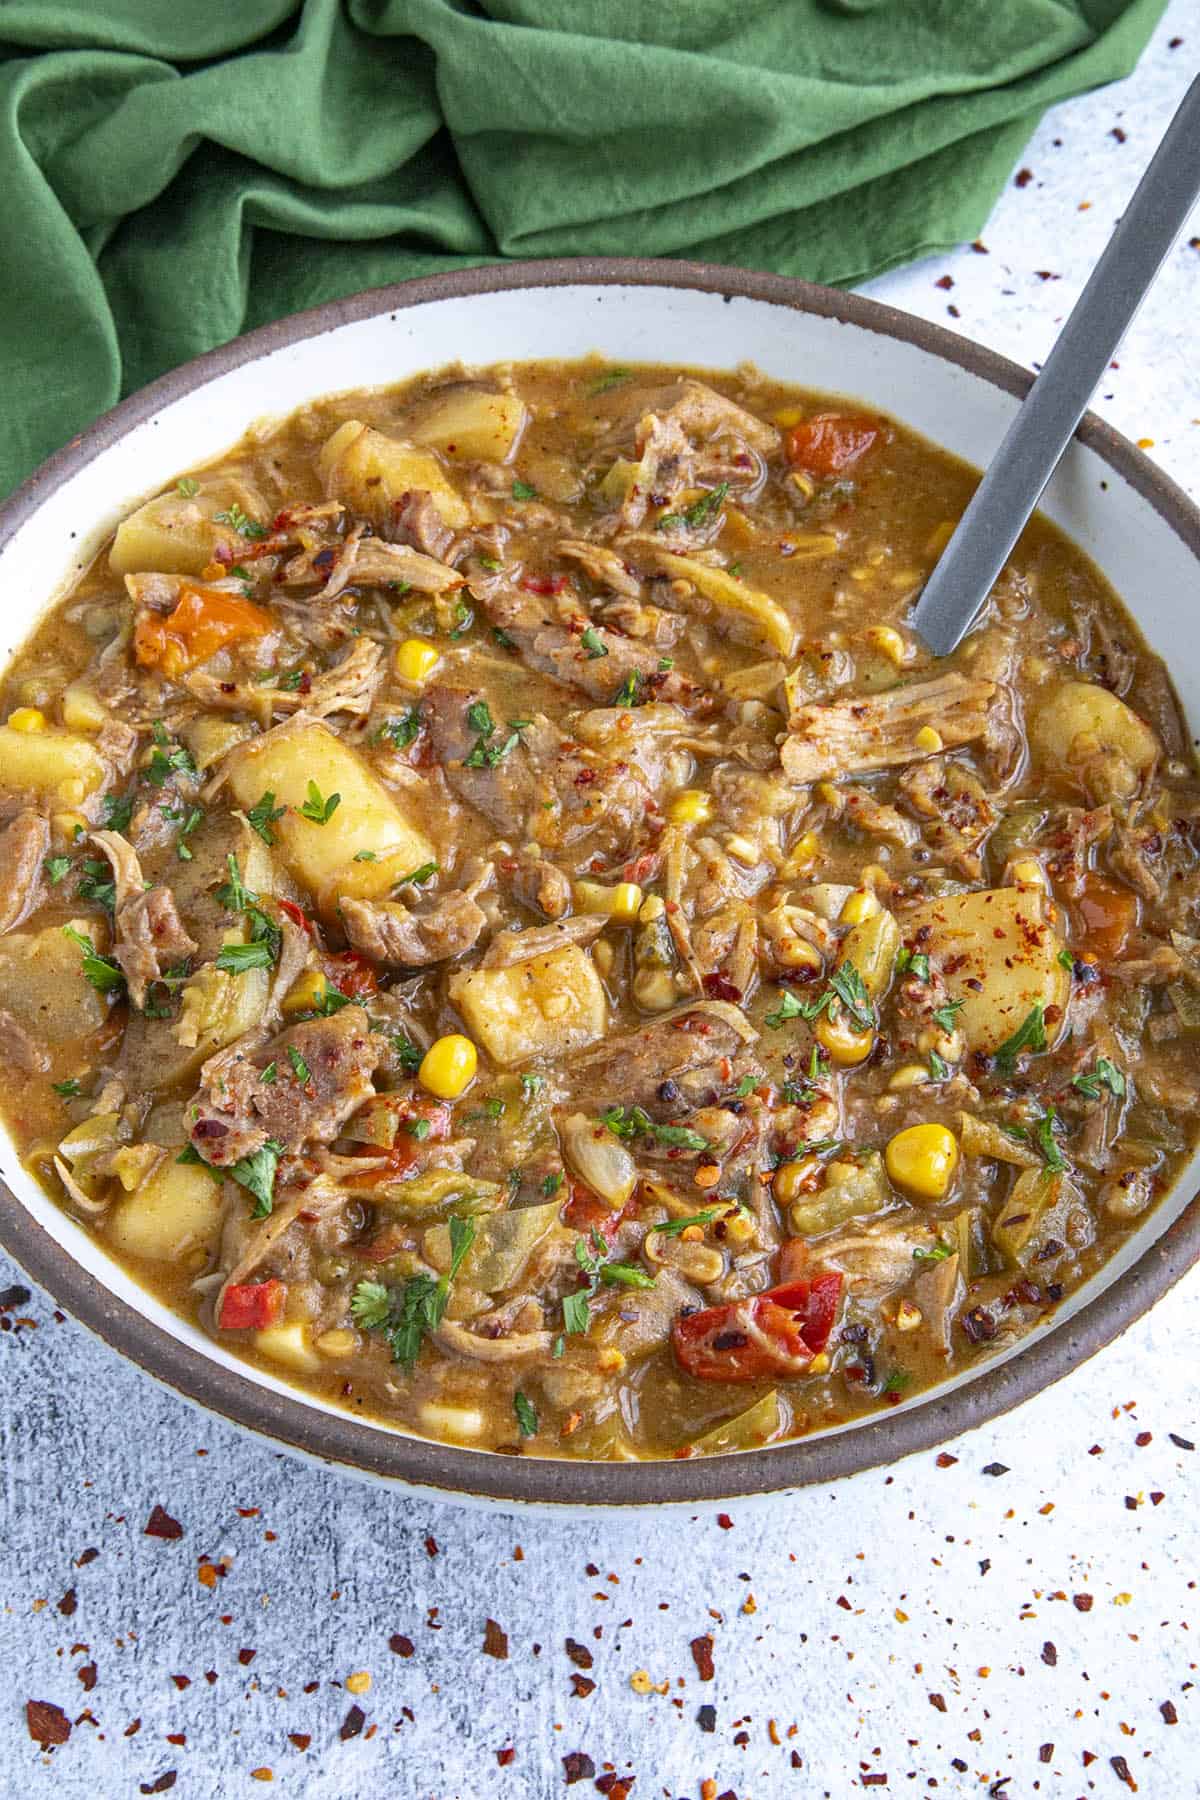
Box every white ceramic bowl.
[1,260,1197,1510]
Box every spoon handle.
[911,75,1200,658]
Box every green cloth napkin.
[0,0,1166,498]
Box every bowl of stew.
[1,260,1197,1509]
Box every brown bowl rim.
[1,255,1197,1507]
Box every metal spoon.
[911,74,1200,658]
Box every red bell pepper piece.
[218,1279,286,1332]
[671,1271,843,1382]
[277,898,313,935]
[326,951,378,998]
[785,413,882,478]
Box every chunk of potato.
[448,943,607,1067]
[901,886,1069,1055]
[226,720,434,915]
[0,920,109,1042]
[107,1153,225,1263]
[109,488,241,576]
[318,420,470,530]
[182,714,253,773]
[838,907,900,1001]
[61,683,110,734]
[1031,680,1158,798]
[0,724,105,802]
[253,1320,323,1375]
[651,551,799,656]
[409,387,528,463]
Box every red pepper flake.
[124,1718,141,1737]
[1015,168,1033,188]
[497,1746,516,1766]
[1134,1430,1152,1447]
[565,1638,594,1670]
[169,1675,190,1692]
[862,1777,888,1788]
[238,1648,256,1666]
[595,1778,634,1800]
[1082,1751,1098,1767]
[57,1588,77,1617]
[570,1674,596,1698]
[1169,1432,1194,1451]
[690,1635,715,1682]
[981,1461,1009,1477]
[388,1633,415,1658]
[716,1513,733,1531]
[75,1548,100,1567]
[1110,1754,1137,1791]
[1073,1593,1094,1612]
[237,1506,261,1518]
[1110,126,1128,143]
[424,1535,439,1557]
[339,1705,366,1741]
[144,1506,183,1541]
[483,1619,509,1660]
[139,1776,177,1795]
[836,1595,852,1611]
[702,972,741,1002]
[77,1663,97,1692]
[1038,1743,1054,1763]
[934,275,954,290]
[26,1699,71,1747]
[563,1750,596,1783]
[935,1453,958,1469]
[1160,1700,1178,1725]
[166,1733,186,1747]
[1041,1642,1057,1666]
[288,1734,311,1752]
[928,1694,947,1712]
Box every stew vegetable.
[1,359,1196,1459]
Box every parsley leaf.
[598,1261,656,1289]
[513,1391,539,1437]
[541,1171,563,1197]
[520,1074,544,1101]
[651,1209,720,1238]
[1071,1058,1126,1102]
[580,626,609,659]
[912,1241,953,1263]
[390,1030,423,1072]
[406,1117,432,1142]
[52,1078,83,1099]
[829,963,875,1031]
[562,1289,591,1335]
[612,670,645,708]
[44,855,72,886]
[350,1279,392,1332]
[374,707,423,751]
[765,989,805,1028]
[62,924,125,994]
[299,780,340,825]
[216,940,275,974]
[287,1045,311,1085]
[896,948,931,981]
[396,862,438,886]
[1033,1106,1068,1173]
[992,1003,1048,1075]
[589,367,632,394]
[928,1049,950,1082]
[214,503,267,540]
[246,790,285,845]
[932,997,965,1034]
[511,478,538,501]
[229,1138,284,1218]
[101,793,135,832]
[600,1105,707,1152]
[176,476,199,498]
[656,482,729,533]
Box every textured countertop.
[3,12,1199,1797]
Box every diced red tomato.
[785,414,882,478]
[326,952,378,998]
[218,1279,286,1332]
[343,1096,451,1186]
[562,1181,630,1243]
[1073,874,1138,961]
[671,1271,843,1382]
[521,574,569,597]
[277,898,313,935]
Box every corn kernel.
[7,707,46,733]
[925,518,957,558]
[815,1010,875,1067]
[52,811,89,843]
[774,935,823,973]
[281,970,329,1017]
[668,789,713,826]
[866,625,906,666]
[773,406,804,428]
[790,470,816,501]
[575,879,643,922]
[774,1157,820,1205]
[61,683,109,733]
[914,725,943,754]
[345,1670,371,1696]
[887,1062,931,1092]
[1009,857,1049,892]
[393,637,441,685]
[724,834,759,867]
[784,830,819,875]
[895,1299,924,1332]
[419,1033,478,1100]
[592,938,615,978]
[884,1122,960,1201]
[597,1347,626,1373]
[808,1351,831,1375]
[839,888,880,925]
[637,894,665,923]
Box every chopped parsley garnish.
[354,850,377,862]
[52,1078,83,1099]
[145,723,196,788]
[287,1045,311,1085]
[511,478,538,501]
[598,1261,656,1289]
[76,858,116,914]
[396,862,438,886]
[101,793,135,832]
[214,503,267,539]
[299,780,340,825]
[478,554,503,572]
[651,1209,720,1238]
[541,1171,563,1197]
[467,700,494,736]
[390,1031,423,1073]
[1058,948,1075,971]
[600,1105,708,1152]
[176,477,199,497]
[932,997,965,1034]
[520,1074,544,1101]
[462,701,526,769]
[580,626,609,659]
[175,804,203,860]
[513,1391,538,1437]
[260,1062,278,1085]
[589,367,632,394]
[732,1075,757,1098]
[1033,1106,1068,1173]
[350,1215,476,1369]
[612,670,645,708]
[562,1289,591,1335]
[375,707,423,751]
[912,1241,953,1264]
[44,855,72,886]
[764,989,805,1028]
[881,1370,911,1395]
[896,948,931,981]
[992,1003,1048,1075]
[656,481,729,533]
[562,1227,655,1334]
[781,1080,816,1105]
[406,1116,432,1141]
[928,1049,950,1082]
[229,1138,284,1218]
[1072,1058,1126,1102]
[448,602,475,640]
[246,790,285,845]
[62,924,125,994]
[216,940,275,974]
[216,851,253,915]
[829,963,875,1032]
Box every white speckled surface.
[3,13,1200,1796]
